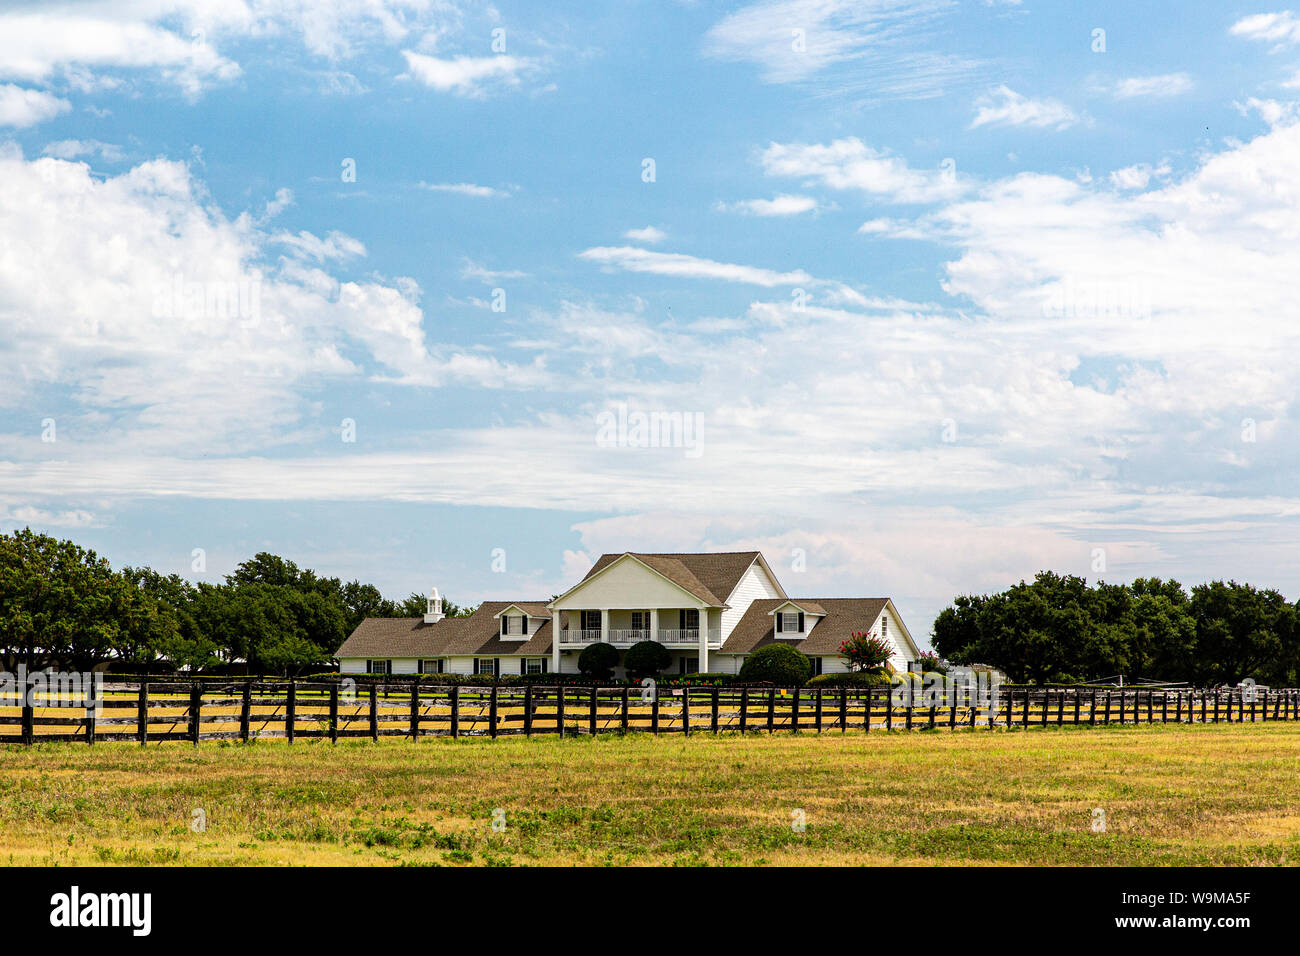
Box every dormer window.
[774,606,805,635]
[499,610,530,639]
[780,611,800,633]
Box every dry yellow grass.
[2,722,1299,866]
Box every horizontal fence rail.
[0,682,1298,745]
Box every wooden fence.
[2,682,1299,745]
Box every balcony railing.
[556,627,722,646]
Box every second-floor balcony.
[557,627,722,648]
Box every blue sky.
[3,1,1300,643]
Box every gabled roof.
[335,601,553,659]
[769,599,827,616]
[575,551,766,607]
[491,602,552,619]
[721,598,891,655]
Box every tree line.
[932,571,1299,686]
[0,529,467,674]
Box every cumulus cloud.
[760,137,965,204]
[0,84,70,127]
[969,85,1078,130]
[401,50,535,96]
[716,194,819,216]
[1109,73,1194,99]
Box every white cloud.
[419,181,509,198]
[402,50,535,96]
[1110,73,1194,100]
[0,84,70,127]
[1109,161,1171,190]
[0,148,540,455]
[969,85,1078,130]
[273,229,367,262]
[1230,11,1300,49]
[41,139,126,162]
[716,194,819,216]
[703,0,979,99]
[623,226,667,243]
[760,137,964,204]
[578,246,813,287]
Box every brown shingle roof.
[335,601,553,659]
[720,598,890,655]
[580,551,764,606]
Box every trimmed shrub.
[807,668,891,688]
[623,640,672,679]
[578,642,620,679]
[738,643,812,686]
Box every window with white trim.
[581,610,601,630]
[631,610,648,630]
[780,611,800,633]
[506,615,524,636]
[807,656,823,676]
[523,658,547,675]
[419,659,442,674]
[881,615,888,636]
[366,659,391,675]
[475,658,497,676]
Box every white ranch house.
[335,551,920,678]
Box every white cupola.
[424,586,445,624]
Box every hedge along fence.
[2,681,1300,745]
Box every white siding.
[721,562,783,638]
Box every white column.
[601,608,610,645]
[551,608,562,674]
[698,607,710,673]
[649,608,659,644]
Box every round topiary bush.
[738,643,813,686]
[577,642,620,679]
[623,640,672,680]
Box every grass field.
[2,723,1299,866]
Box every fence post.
[864,688,871,733]
[682,687,690,737]
[814,688,823,733]
[369,683,378,742]
[137,682,149,746]
[1174,692,1181,724]
[711,686,720,734]
[1118,690,1125,725]
[286,680,296,743]
[557,685,566,738]
[329,684,338,743]
[189,682,201,746]
[950,682,958,729]
[524,685,533,737]
[409,680,419,739]
[840,686,848,733]
[451,684,460,739]
[85,685,96,745]
[887,689,894,732]
[620,686,629,734]
[1073,690,1081,725]
[489,685,499,739]
[906,692,913,731]
[739,687,748,734]
[767,688,776,733]
[20,672,32,746]
[1226,691,1233,723]
[651,685,659,735]
[1021,689,1029,728]
[240,681,251,743]
[589,686,598,736]
[790,687,799,734]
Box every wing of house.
[335,551,920,677]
